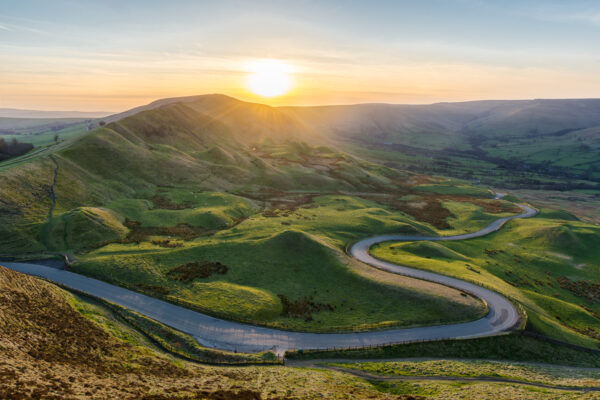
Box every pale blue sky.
[1,0,599,110]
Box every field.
[71,190,490,332]
[285,333,600,367]
[2,95,600,399]
[0,266,408,399]
[317,359,600,399]
[2,98,535,333]
[2,265,600,400]
[370,209,600,348]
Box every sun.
[246,59,292,97]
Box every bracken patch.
[277,294,334,322]
[167,261,229,283]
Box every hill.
[0,265,410,399]
[1,93,598,344]
[0,95,500,333]
[281,99,600,190]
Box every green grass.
[107,190,258,229]
[326,359,600,387]
[43,207,128,251]
[1,122,89,146]
[367,379,597,399]
[415,183,493,197]
[286,333,600,367]
[370,211,600,348]
[73,211,486,331]
[105,302,280,365]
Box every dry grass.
[0,266,400,399]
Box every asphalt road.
[1,203,536,355]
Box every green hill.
[0,95,502,332]
[281,99,600,190]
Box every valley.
[1,94,599,399]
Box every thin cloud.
[565,12,600,25]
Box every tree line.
[0,137,34,161]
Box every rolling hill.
[0,94,501,333]
[281,99,600,189]
[1,93,599,349]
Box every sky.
[1,0,600,111]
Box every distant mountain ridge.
[0,108,111,119]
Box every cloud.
[564,12,600,25]
[0,23,12,31]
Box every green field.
[371,210,600,348]
[286,333,600,367]
[71,190,489,331]
[320,359,600,399]
[1,94,598,350]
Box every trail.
[40,155,59,250]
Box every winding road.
[0,200,537,355]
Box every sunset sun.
[246,59,292,97]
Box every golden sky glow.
[1,1,600,112]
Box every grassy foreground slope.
[4,265,599,399]
[0,266,402,399]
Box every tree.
[99,121,106,126]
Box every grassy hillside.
[1,96,517,332]
[4,265,599,399]
[281,99,600,191]
[371,210,600,348]
[0,94,596,341]
[0,266,407,399]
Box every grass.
[285,333,600,367]
[363,379,598,399]
[415,183,493,197]
[1,95,595,344]
[100,300,280,365]
[370,210,600,348]
[0,265,409,399]
[73,214,486,331]
[325,359,600,387]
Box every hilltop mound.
[45,207,127,251]
[533,224,583,249]
[517,221,600,254]
[262,230,333,255]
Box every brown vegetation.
[557,277,600,303]
[0,266,397,399]
[167,261,228,282]
[136,283,170,296]
[151,239,183,248]
[150,195,191,210]
[277,294,334,322]
[123,220,213,243]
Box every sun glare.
[246,59,292,97]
